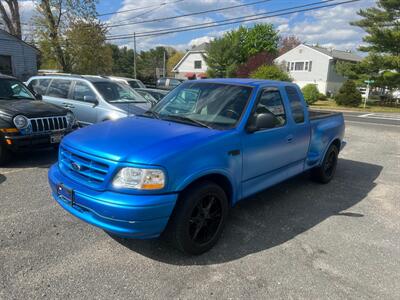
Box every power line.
[107,0,337,38]
[107,0,274,28]
[107,0,356,40]
[98,0,185,17]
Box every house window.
[194,60,202,69]
[295,62,305,71]
[290,62,295,71]
[305,61,309,71]
[309,61,312,72]
[286,62,290,72]
[0,55,13,75]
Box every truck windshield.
[93,81,148,103]
[149,82,253,129]
[0,79,35,100]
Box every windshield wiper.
[163,115,212,129]
[140,110,160,119]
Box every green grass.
[310,99,400,113]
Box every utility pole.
[133,32,137,79]
[163,50,166,77]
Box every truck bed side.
[306,110,345,169]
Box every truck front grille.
[59,146,110,187]
[30,116,68,133]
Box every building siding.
[275,44,331,94]
[0,30,38,80]
[174,52,208,79]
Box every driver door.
[241,87,294,198]
[69,81,98,125]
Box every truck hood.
[62,116,223,164]
[0,99,69,118]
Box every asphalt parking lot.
[1,113,399,299]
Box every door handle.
[286,135,294,143]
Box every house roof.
[191,42,209,51]
[172,43,209,72]
[0,29,40,53]
[306,45,362,62]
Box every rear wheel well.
[180,174,233,206]
[331,138,341,152]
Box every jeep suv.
[0,74,77,164]
[26,75,151,126]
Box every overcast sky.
[17,0,375,53]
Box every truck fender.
[176,169,238,206]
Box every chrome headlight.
[66,112,76,127]
[113,167,165,190]
[13,115,29,129]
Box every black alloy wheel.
[165,181,229,255]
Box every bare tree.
[0,0,22,38]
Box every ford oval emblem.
[71,162,81,171]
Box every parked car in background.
[107,76,146,89]
[156,77,184,90]
[26,75,151,126]
[0,74,77,164]
[135,88,169,103]
[48,79,345,255]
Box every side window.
[254,89,286,128]
[158,78,166,86]
[285,86,305,123]
[29,79,51,95]
[128,81,139,88]
[47,79,72,99]
[72,82,96,102]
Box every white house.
[275,44,362,96]
[173,43,208,80]
[0,29,39,80]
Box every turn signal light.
[0,128,19,133]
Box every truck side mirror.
[246,112,276,133]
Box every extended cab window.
[285,86,305,123]
[254,89,286,128]
[72,82,96,102]
[47,79,72,99]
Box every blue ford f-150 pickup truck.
[48,79,345,254]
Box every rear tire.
[311,144,339,184]
[165,181,229,255]
[0,142,10,166]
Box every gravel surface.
[1,120,399,299]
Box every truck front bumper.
[48,164,178,239]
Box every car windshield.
[93,81,148,103]
[128,80,145,89]
[0,79,35,100]
[147,82,253,130]
[147,90,168,101]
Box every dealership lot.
[1,116,399,299]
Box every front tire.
[311,144,339,183]
[166,181,229,255]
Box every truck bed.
[308,109,342,121]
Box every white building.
[275,44,362,96]
[173,43,208,80]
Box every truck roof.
[196,78,298,88]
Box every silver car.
[26,75,151,126]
